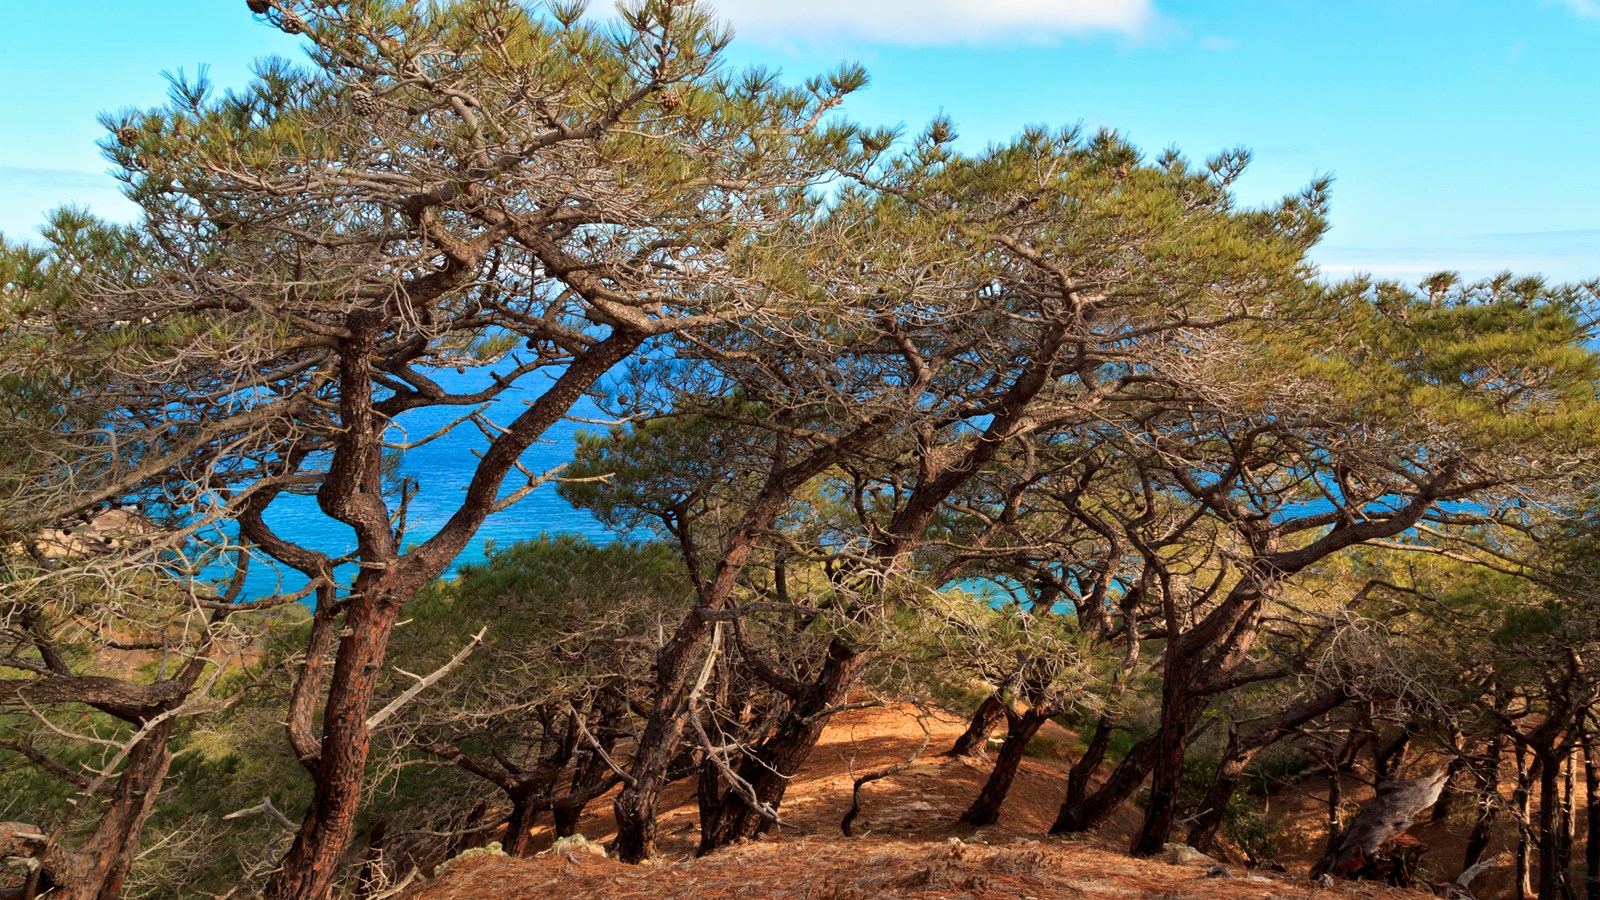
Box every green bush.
[1176,753,1283,863]
[1022,732,1067,761]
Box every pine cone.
[349,89,380,117]
[116,127,139,148]
[279,11,305,34]
[660,89,682,111]
[247,0,271,13]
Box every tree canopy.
[3,2,1600,899]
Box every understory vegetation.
[3,2,1600,899]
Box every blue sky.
[2,1,1596,282]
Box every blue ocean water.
[229,367,624,601]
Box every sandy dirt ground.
[404,704,1444,899]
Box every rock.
[548,834,607,858]
[1159,843,1219,866]
[436,841,504,875]
[1206,865,1231,878]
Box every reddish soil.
[415,836,1429,900]
[405,705,1439,899]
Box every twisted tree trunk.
[1187,688,1348,853]
[1462,734,1504,872]
[1062,714,1115,815]
[1311,769,1448,881]
[268,582,408,900]
[1052,730,1159,834]
[947,693,1006,758]
[1581,729,1599,900]
[960,707,1048,826]
[699,641,866,853]
[1537,747,1570,900]
[8,720,177,900]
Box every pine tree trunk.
[1188,727,1248,854]
[1130,721,1190,854]
[960,709,1047,826]
[48,719,175,900]
[612,623,704,863]
[554,688,623,839]
[947,694,1006,758]
[1431,731,1467,824]
[503,794,539,858]
[1324,750,1346,858]
[1517,745,1536,900]
[1539,748,1568,900]
[613,506,781,864]
[1581,729,1599,900]
[699,640,865,853]
[1463,735,1503,872]
[694,752,726,854]
[1131,684,1205,856]
[551,807,579,839]
[265,587,404,900]
[1063,714,1115,813]
[613,755,667,863]
[1052,729,1158,834]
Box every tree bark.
[36,719,176,900]
[1463,735,1503,872]
[959,708,1048,826]
[1052,728,1158,834]
[263,322,645,895]
[503,793,539,858]
[265,580,406,900]
[1063,714,1114,814]
[555,689,624,839]
[1516,745,1537,900]
[947,693,1007,758]
[614,489,798,863]
[1581,729,1599,900]
[1430,729,1467,824]
[1538,747,1568,900]
[698,640,866,853]
[1188,688,1348,853]
[1311,769,1447,881]
[613,622,704,863]
[1131,676,1207,856]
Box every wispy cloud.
[1198,35,1238,52]
[1315,230,1600,284]
[698,1,1159,47]
[0,166,119,191]
[0,167,137,238]
[1551,0,1600,16]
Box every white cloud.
[1551,0,1600,16]
[696,0,1159,47]
[1313,232,1600,284]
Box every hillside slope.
[403,704,1441,899]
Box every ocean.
[227,366,622,602]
